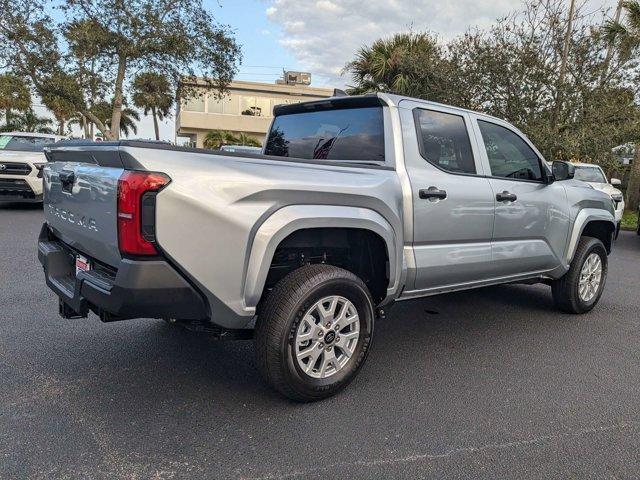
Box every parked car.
[220,144,262,154]
[572,163,625,237]
[38,94,616,401]
[0,131,65,203]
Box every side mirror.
[552,161,575,181]
[611,178,622,186]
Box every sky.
[36,0,618,141]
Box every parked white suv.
[0,132,64,203]
[572,163,625,236]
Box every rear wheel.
[552,236,608,314]
[255,264,374,402]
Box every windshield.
[264,106,385,162]
[0,135,54,152]
[574,166,607,183]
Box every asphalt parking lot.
[1,203,640,479]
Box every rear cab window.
[264,100,385,165]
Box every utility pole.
[601,0,624,85]
[551,0,576,132]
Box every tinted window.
[264,107,385,162]
[0,135,53,152]
[574,166,607,183]
[414,109,475,174]
[478,121,543,181]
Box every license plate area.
[75,254,91,276]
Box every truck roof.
[274,91,510,126]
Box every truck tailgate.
[43,161,123,267]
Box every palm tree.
[67,112,91,139]
[603,1,640,61]
[131,72,173,140]
[237,132,261,147]
[344,32,448,99]
[92,100,140,137]
[0,74,31,128]
[10,109,55,134]
[603,1,640,210]
[203,130,238,149]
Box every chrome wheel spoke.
[318,296,339,321]
[337,339,355,358]
[319,348,336,377]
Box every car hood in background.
[0,150,47,164]
[586,182,623,198]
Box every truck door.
[470,117,570,276]
[398,102,495,293]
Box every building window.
[240,96,258,116]
[240,96,275,116]
[224,96,239,115]
[206,94,238,115]
[256,97,272,117]
[183,96,205,112]
[207,95,224,114]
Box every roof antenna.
[333,88,349,97]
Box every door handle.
[419,187,447,200]
[496,191,517,202]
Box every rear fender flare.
[242,205,400,312]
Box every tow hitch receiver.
[59,299,88,319]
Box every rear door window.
[413,109,476,174]
[264,107,385,162]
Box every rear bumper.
[38,224,208,321]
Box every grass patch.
[621,209,639,231]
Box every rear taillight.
[117,171,170,256]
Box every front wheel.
[255,265,375,402]
[551,236,608,314]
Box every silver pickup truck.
[38,94,616,401]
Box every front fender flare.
[242,205,401,312]
[565,208,616,264]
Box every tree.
[344,32,452,102]
[604,0,640,209]
[9,108,54,133]
[132,72,173,141]
[447,0,640,163]
[0,74,31,128]
[203,130,238,149]
[237,132,261,147]
[346,0,640,207]
[91,101,140,137]
[0,0,241,140]
[40,77,78,135]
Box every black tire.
[551,236,608,314]
[255,264,375,402]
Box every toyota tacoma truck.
[38,94,616,402]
